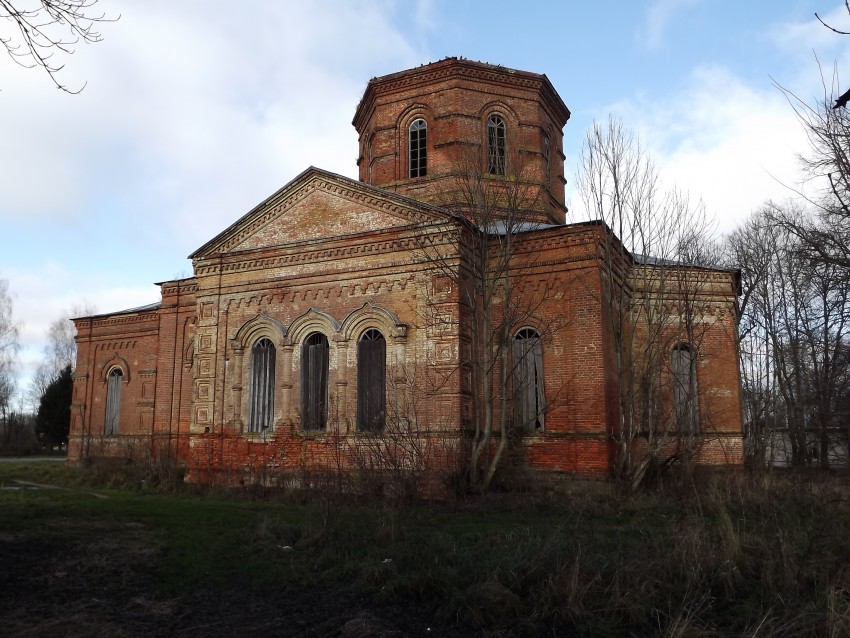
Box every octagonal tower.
[353,57,571,225]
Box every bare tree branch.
[815,1,850,36]
[578,116,723,488]
[0,0,116,93]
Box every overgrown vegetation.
[2,461,850,636]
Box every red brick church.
[68,58,744,486]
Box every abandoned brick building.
[68,58,745,484]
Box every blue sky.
[2,0,849,403]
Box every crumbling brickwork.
[69,59,744,485]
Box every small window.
[104,367,123,436]
[672,344,699,432]
[301,333,329,430]
[488,115,506,175]
[542,132,551,183]
[357,328,386,432]
[248,338,275,432]
[409,118,427,178]
[513,328,545,432]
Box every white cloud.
[765,5,850,104]
[6,261,159,394]
[0,0,426,231]
[768,5,850,59]
[569,66,810,235]
[1,0,431,401]
[640,0,702,50]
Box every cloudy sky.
[2,0,849,403]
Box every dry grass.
[2,464,850,636]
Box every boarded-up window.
[488,115,506,175]
[672,344,699,433]
[513,328,545,432]
[357,328,386,432]
[104,367,123,436]
[409,118,427,178]
[301,333,329,430]
[248,338,275,432]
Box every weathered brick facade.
[69,58,744,485]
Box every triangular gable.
[189,167,454,259]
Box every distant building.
[69,58,744,484]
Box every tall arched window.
[542,132,551,184]
[488,114,506,175]
[104,367,123,436]
[409,118,427,178]
[248,338,275,432]
[672,344,699,432]
[513,328,545,432]
[357,328,386,432]
[301,332,329,430]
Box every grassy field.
[1,461,850,637]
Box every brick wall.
[353,58,570,225]
[67,60,745,486]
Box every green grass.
[2,462,850,636]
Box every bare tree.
[28,303,95,408]
[578,117,721,488]
[728,204,850,469]
[344,370,459,503]
[416,147,568,492]
[0,276,20,428]
[758,16,850,467]
[775,63,850,272]
[725,210,779,467]
[816,2,850,108]
[1,0,114,92]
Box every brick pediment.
[189,167,453,259]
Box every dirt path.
[9,479,108,499]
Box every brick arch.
[339,302,406,343]
[397,102,434,134]
[514,324,541,338]
[511,310,550,340]
[477,100,519,127]
[287,308,340,345]
[233,313,288,349]
[183,339,195,369]
[100,353,130,383]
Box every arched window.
[301,332,329,430]
[104,367,123,436]
[542,132,551,183]
[248,338,275,432]
[513,328,545,432]
[488,114,506,175]
[409,118,427,178]
[357,328,386,432]
[672,344,699,432]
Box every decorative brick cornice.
[87,312,158,328]
[97,340,137,351]
[160,281,198,296]
[353,58,570,130]
[194,231,439,277]
[224,273,416,311]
